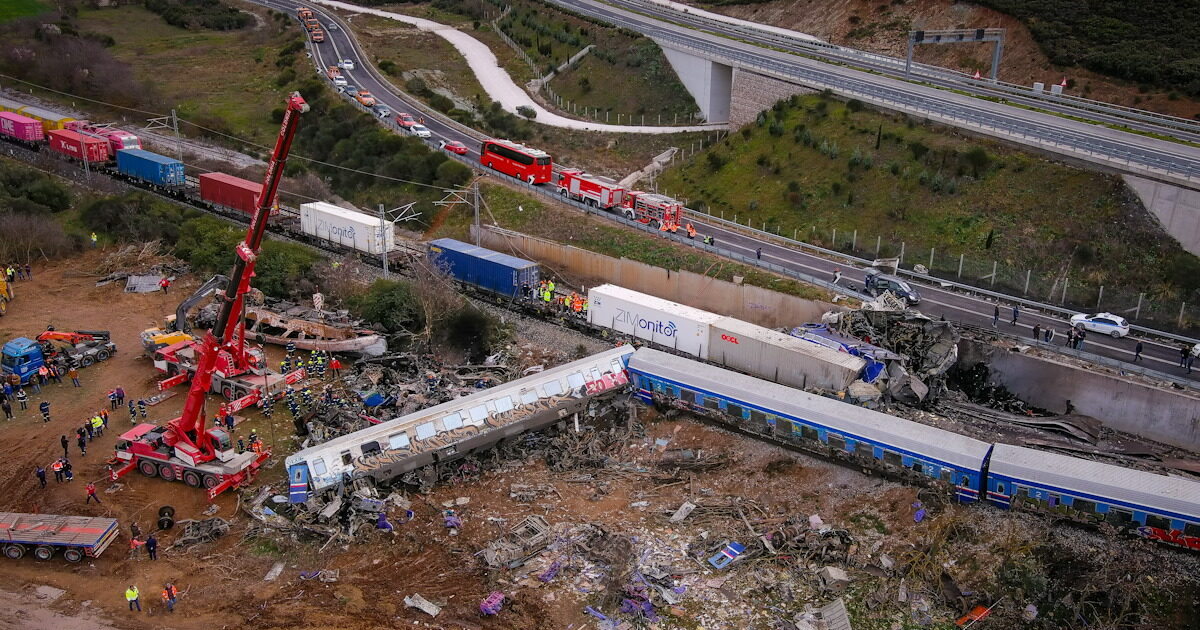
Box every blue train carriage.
[426,238,540,300]
[114,148,186,189]
[285,345,634,502]
[626,348,992,503]
[986,443,1200,550]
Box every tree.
[516,105,537,119]
[350,279,425,333]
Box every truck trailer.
[427,238,540,299]
[0,512,119,562]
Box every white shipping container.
[586,285,722,360]
[708,316,865,392]
[299,201,395,255]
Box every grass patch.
[657,93,1200,307]
[440,182,831,302]
[0,0,47,22]
[74,4,296,145]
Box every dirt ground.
[1,250,1197,630]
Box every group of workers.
[521,279,589,317]
[123,582,177,613]
[4,262,31,282]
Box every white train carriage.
[986,443,1200,550]
[286,346,635,501]
[627,348,992,502]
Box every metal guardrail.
[608,0,1200,140]
[296,2,1200,351]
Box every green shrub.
[350,279,425,333]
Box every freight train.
[286,344,1200,552]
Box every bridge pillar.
[660,46,732,123]
[1124,175,1200,256]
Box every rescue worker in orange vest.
[686,223,696,240]
[572,294,583,315]
[669,221,679,234]
[162,583,178,613]
[51,459,64,483]
[251,438,264,454]
[659,219,670,232]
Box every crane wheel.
[138,460,158,477]
[96,349,111,362]
[158,464,176,481]
[33,546,54,561]
[80,355,95,367]
[158,516,174,531]
[183,470,202,487]
[202,475,219,490]
[221,386,235,401]
[4,544,25,559]
[63,548,83,563]
[158,505,176,519]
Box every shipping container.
[299,202,394,255]
[46,129,109,163]
[427,238,540,299]
[0,111,44,143]
[18,105,74,131]
[199,172,268,216]
[708,317,865,392]
[115,149,185,187]
[586,284,721,360]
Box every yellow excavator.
[139,275,228,355]
[0,276,12,317]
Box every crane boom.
[166,92,308,454]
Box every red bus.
[480,139,552,184]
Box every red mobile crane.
[108,92,310,499]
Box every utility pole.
[379,203,389,279]
[473,180,481,245]
[171,109,182,162]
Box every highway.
[590,0,1200,143]
[254,0,1200,386]
[548,0,1200,189]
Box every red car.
[439,140,468,155]
[394,112,416,128]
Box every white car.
[332,76,347,87]
[409,124,431,138]
[339,59,355,70]
[1069,312,1131,338]
[327,23,338,31]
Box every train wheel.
[95,349,111,362]
[202,475,219,490]
[4,544,25,560]
[158,516,174,530]
[183,470,202,487]
[158,464,176,481]
[138,460,158,477]
[63,548,83,563]
[158,505,176,519]
[33,546,55,561]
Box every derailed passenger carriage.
[285,346,635,501]
[987,444,1200,550]
[627,348,992,503]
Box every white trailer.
[299,202,395,255]
[707,316,865,392]
[586,284,721,360]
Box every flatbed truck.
[0,512,120,562]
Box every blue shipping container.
[116,148,185,187]
[427,238,540,298]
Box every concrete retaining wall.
[729,68,815,129]
[958,339,1200,451]
[1123,174,1200,256]
[474,225,836,328]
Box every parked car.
[355,91,376,107]
[439,139,468,154]
[863,269,921,305]
[409,124,431,138]
[374,105,392,118]
[394,112,416,128]
[1069,312,1130,338]
[339,59,355,70]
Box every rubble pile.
[91,241,189,285]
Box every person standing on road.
[86,481,101,504]
[76,432,87,456]
[1134,340,1144,362]
[756,247,762,260]
[833,268,842,285]
[51,459,64,483]
[992,305,999,328]
[1044,327,1054,344]
[125,586,141,612]
[1032,324,1041,341]
[1181,345,1191,368]
[145,533,157,561]
[35,465,46,488]
[39,400,50,422]
[1187,353,1195,374]
[1010,304,1020,326]
[162,583,178,613]
[16,387,28,410]
[69,366,80,388]
[1,398,11,421]
[138,399,147,418]
[1076,328,1087,351]
[60,434,69,459]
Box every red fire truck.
[556,169,627,209]
[480,138,553,184]
[622,191,685,229]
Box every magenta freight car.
[46,129,110,163]
[0,112,45,143]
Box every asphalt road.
[549,0,1200,188]
[252,0,1200,385]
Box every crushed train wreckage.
[196,293,387,357]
